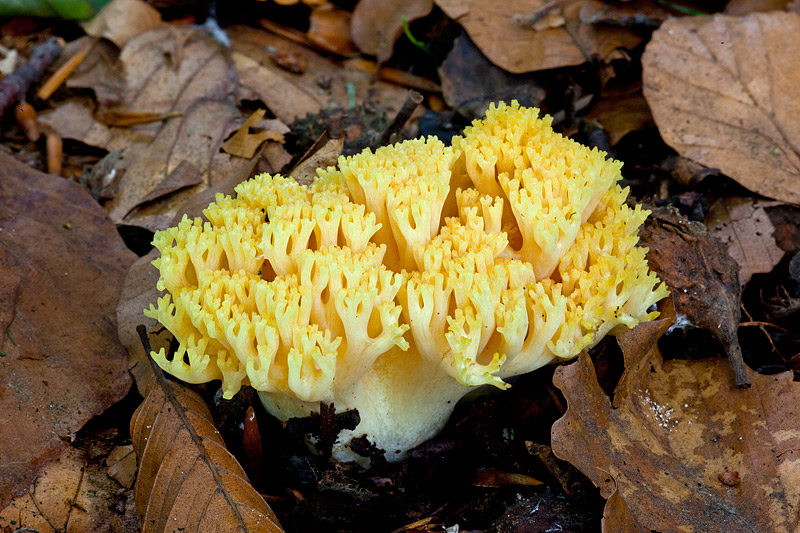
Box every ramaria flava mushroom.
[144,101,669,462]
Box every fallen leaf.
[0,152,133,509]
[131,366,283,532]
[638,206,749,387]
[642,12,800,204]
[307,2,359,56]
[63,37,125,105]
[221,109,286,159]
[351,0,434,62]
[434,0,644,73]
[579,0,673,27]
[138,159,203,204]
[83,0,163,48]
[551,314,800,531]
[706,196,785,286]
[438,33,545,119]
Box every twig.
[376,90,424,147]
[0,37,63,120]
[37,37,98,101]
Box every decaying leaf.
[551,311,800,532]
[0,153,133,509]
[131,358,283,532]
[288,136,344,186]
[642,12,800,204]
[350,0,434,62]
[38,98,114,150]
[706,197,785,286]
[638,206,749,387]
[434,0,644,73]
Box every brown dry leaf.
[434,0,644,73]
[97,110,183,127]
[83,0,164,48]
[0,445,135,532]
[584,86,653,145]
[551,313,800,531]
[221,109,286,159]
[642,12,800,204]
[579,0,673,27]
[307,2,359,56]
[0,153,133,508]
[289,136,344,186]
[230,25,409,123]
[118,156,263,394]
[351,0,434,63]
[132,369,283,532]
[707,197,785,286]
[63,37,125,105]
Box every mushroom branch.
[144,102,669,462]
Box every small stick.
[0,37,63,120]
[376,90,424,147]
[37,37,98,101]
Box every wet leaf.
[351,0,434,62]
[131,369,283,532]
[434,0,644,73]
[0,153,133,508]
[642,12,800,203]
[706,197,785,286]
[551,315,800,532]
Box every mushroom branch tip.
[144,101,669,463]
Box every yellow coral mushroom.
[145,101,669,462]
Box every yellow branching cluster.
[145,101,668,462]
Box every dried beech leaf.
[434,0,644,73]
[642,12,800,203]
[131,371,283,532]
[551,315,800,531]
[706,197,784,286]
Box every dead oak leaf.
[434,0,644,73]
[642,12,800,204]
[551,316,800,532]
